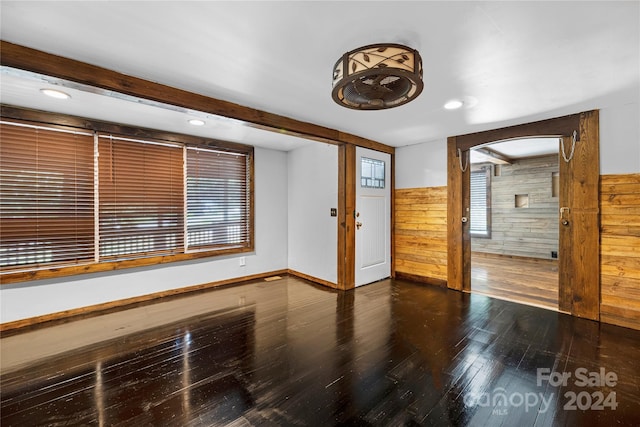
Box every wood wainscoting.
[394,186,448,285]
[600,173,640,330]
[395,175,640,331]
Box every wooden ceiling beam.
[0,41,394,154]
[473,147,513,164]
[455,113,581,152]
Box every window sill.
[470,232,492,239]
[0,245,254,285]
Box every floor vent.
[264,276,283,282]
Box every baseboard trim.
[471,251,559,264]
[1,269,449,334]
[287,269,338,289]
[0,269,288,334]
[395,272,447,288]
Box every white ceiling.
[470,137,559,164]
[489,138,559,158]
[0,68,315,151]
[1,1,639,151]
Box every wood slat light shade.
[0,121,95,268]
[98,135,185,259]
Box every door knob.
[356,221,363,230]
[560,207,570,226]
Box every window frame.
[0,121,96,268]
[470,165,492,239]
[185,146,252,251]
[0,107,254,284]
[360,156,386,189]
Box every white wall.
[0,147,289,323]
[287,143,338,284]
[396,102,640,189]
[600,103,640,174]
[395,139,448,189]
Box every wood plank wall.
[600,173,640,330]
[395,186,448,284]
[394,173,640,331]
[471,155,559,259]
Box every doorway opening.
[469,138,560,310]
[446,111,600,321]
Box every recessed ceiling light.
[444,99,464,110]
[40,88,71,99]
[188,119,205,126]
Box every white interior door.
[355,147,391,286]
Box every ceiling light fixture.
[444,99,464,110]
[40,88,70,99]
[332,43,423,110]
[188,119,205,126]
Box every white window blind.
[470,168,490,236]
[98,135,184,259]
[0,121,95,268]
[186,147,250,250]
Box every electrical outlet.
[551,251,558,259]
[330,208,337,217]
[239,256,246,266]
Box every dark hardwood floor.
[2,276,639,426]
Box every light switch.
[330,208,337,217]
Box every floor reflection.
[1,277,639,426]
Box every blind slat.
[97,137,184,260]
[470,169,489,234]
[186,149,250,250]
[0,122,95,267]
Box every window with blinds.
[470,167,491,237]
[0,121,95,268]
[186,147,250,250]
[0,117,253,276]
[98,135,184,259]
